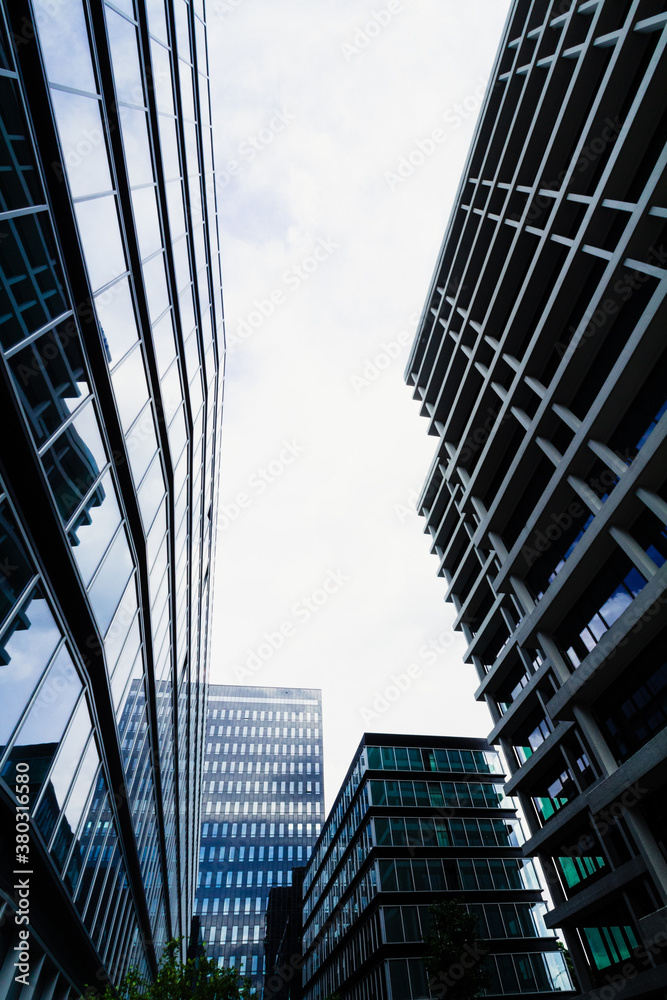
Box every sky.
[206,0,513,810]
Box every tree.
[557,940,578,990]
[84,940,257,1000]
[422,900,490,1000]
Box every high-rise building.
[405,1,667,996]
[0,0,222,993]
[195,685,324,989]
[301,734,574,1000]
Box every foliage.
[557,940,578,989]
[422,900,490,1000]
[84,940,257,1000]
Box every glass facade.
[301,735,573,1000]
[195,685,324,991]
[0,0,222,992]
[405,1,667,995]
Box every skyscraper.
[0,0,222,992]
[406,1,667,995]
[195,684,324,989]
[301,734,574,1000]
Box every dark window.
[595,632,667,762]
[608,346,667,462]
[383,906,402,942]
[558,550,647,668]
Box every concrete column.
[537,631,571,685]
[572,704,617,778]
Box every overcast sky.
[206,0,512,809]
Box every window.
[582,924,639,970]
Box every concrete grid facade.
[406,1,667,997]
[195,685,324,990]
[0,0,223,992]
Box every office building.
[302,734,574,1000]
[405,1,667,996]
[195,685,324,989]
[0,0,222,993]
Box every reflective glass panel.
[142,252,169,322]
[165,179,185,237]
[35,695,91,842]
[119,107,154,187]
[43,404,105,525]
[172,234,190,292]
[138,454,166,530]
[74,195,126,292]
[195,11,207,57]
[0,212,67,348]
[60,737,99,837]
[152,309,177,376]
[50,90,111,199]
[179,286,195,337]
[88,527,134,633]
[94,277,138,366]
[125,403,159,485]
[35,0,96,93]
[0,75,42,211]
[179,64,195,123]
[146,0,168,43]
[71,471,121,585]
[173,1,190,62]
[0,498,36,627]
[168,404,187,458]
[104,575,138,668]
[131,185,163,260]
[151,44,173,114]
[111,344,150,432]
[0,589,60,745]
[4,645,81,768]
[111,631,142,719]
[7,320,90,446]
[106,9,144,106]
[146,501,167,565]
[160,358,182,423]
